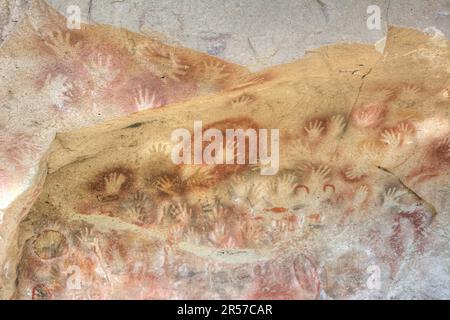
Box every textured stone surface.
[0,0,30,44]
[1,0,450,69]
[7,26,450,299]
[0,0,251,297]
[0,0,449,300]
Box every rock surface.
[6,26,450,299]
[2,0,450,69]
[0,0,251,297]
[0,0,449,299]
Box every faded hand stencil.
[1,1,450,300]
[0,0,252,294]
